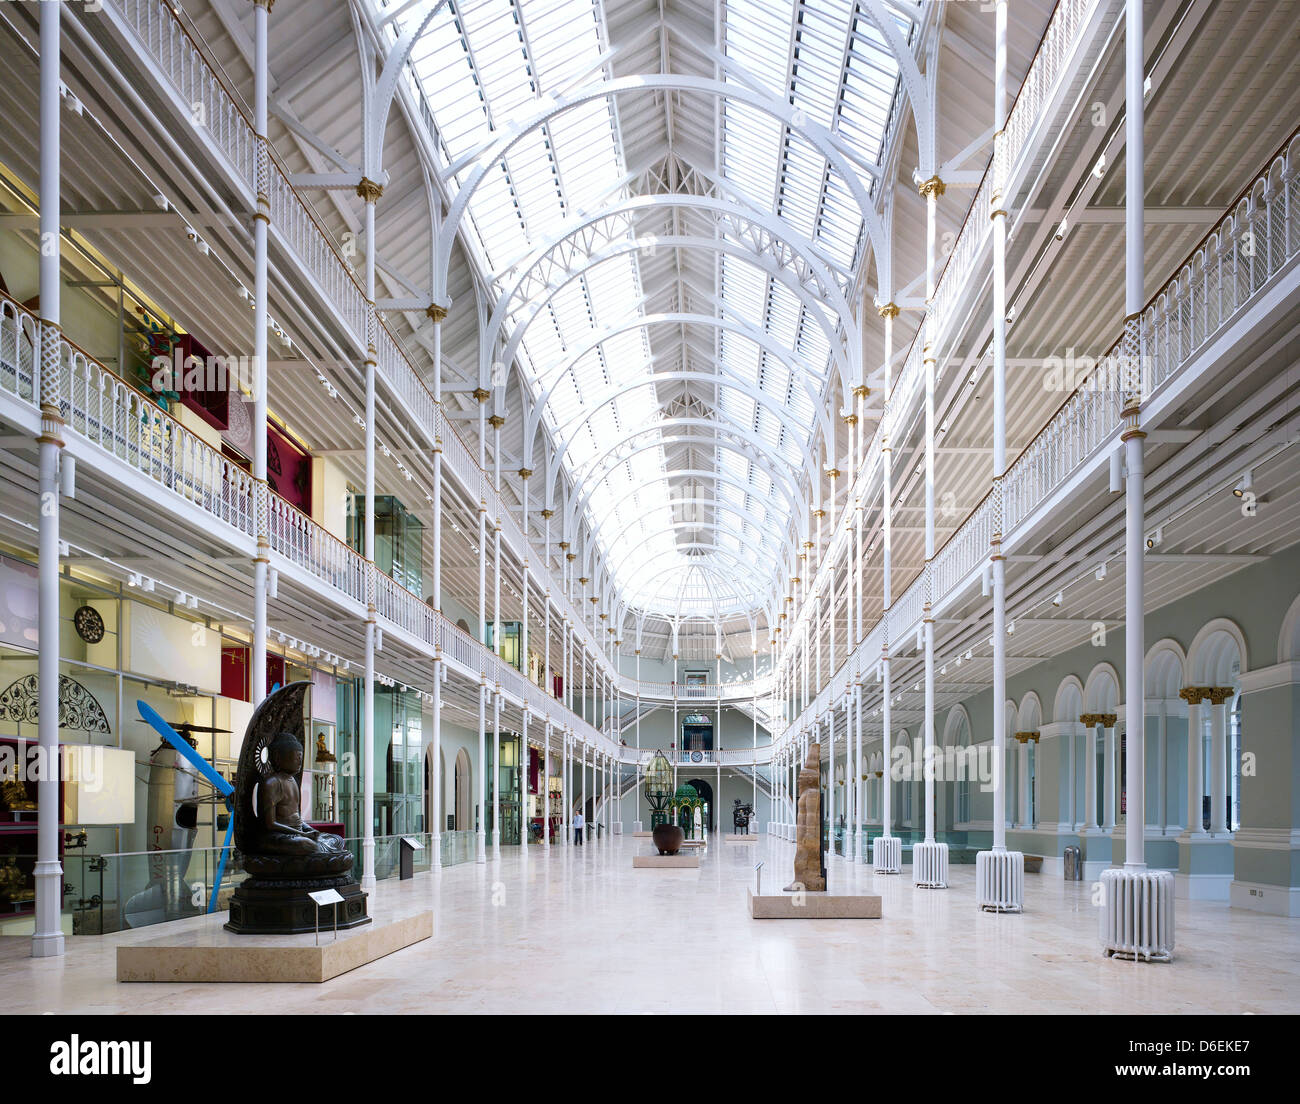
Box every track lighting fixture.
[1146,526,1162,550]
[1232,470,1252,498]
[1052,591,1063,607]
[1095,562,1107,581]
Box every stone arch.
[1145,638,1188,699]
[941,703,972,746]
[454,747,473,831]
[1277,591,1300,663]
[1083,662,1122,714]
[1188,618,1248,685]
[1017,691,1044,733]
[1053,675,1085,724]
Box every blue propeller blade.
[208,816,235,915]
[136,700,237,914]
[135,700,233,797]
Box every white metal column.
[976,0,1022,911]
[33,0,65,959]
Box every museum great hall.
[0,0,1298,1020]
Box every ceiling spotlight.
[1092,153,1107,179]
[1007,621,1015,634]
[1146,526,1162,549]
[1232,471,1252,498]
[1055,218,1069,242]
[1095,562,1107,581]
[1052,591,1063,607]
[965,650,972,660]
[1006,303,1017,325]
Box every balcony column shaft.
[33,0,65,959]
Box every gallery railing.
[776,0,1105,682]
[0,293,260,539]
[103,0,632,691]
[780,129,1300,746]
[0,294,630,760]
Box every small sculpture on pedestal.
[784,742,826,892]
[225,682,370,934]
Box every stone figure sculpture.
[225,681,370,934]
[784,742,826,892]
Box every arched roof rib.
[375,0,920,620]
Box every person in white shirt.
[573,810,585,846]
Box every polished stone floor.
[4,833,1298,1014]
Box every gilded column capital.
[1178,686,1209,705]
[1205,686,1235,705]
[876,302,899,320]
[487,414,505,429]
[426,303,448,323]
[917,175,945,198]
[356,177,384,203]
[472,387,491,403]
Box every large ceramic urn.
[652,823,685,855]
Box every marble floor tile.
[1,834,1297,1014]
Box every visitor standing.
[573,809,584,846]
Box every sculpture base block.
[747,889,882,919]
[680,839,706,848]
[725,834,758,842]
[632,831,653,838]
[225,874,370,935]
[633,855,699,868]
[117,909,431,983]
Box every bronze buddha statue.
[256,732,346,860]
[224,682,368,934]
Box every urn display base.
[633,854,699,868]
[224,873,371,935]
[748,889,882,919]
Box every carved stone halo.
[73,605,105,644]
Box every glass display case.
[498,733,522,845]
[347,494,426,597]
[310,720,337,824]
